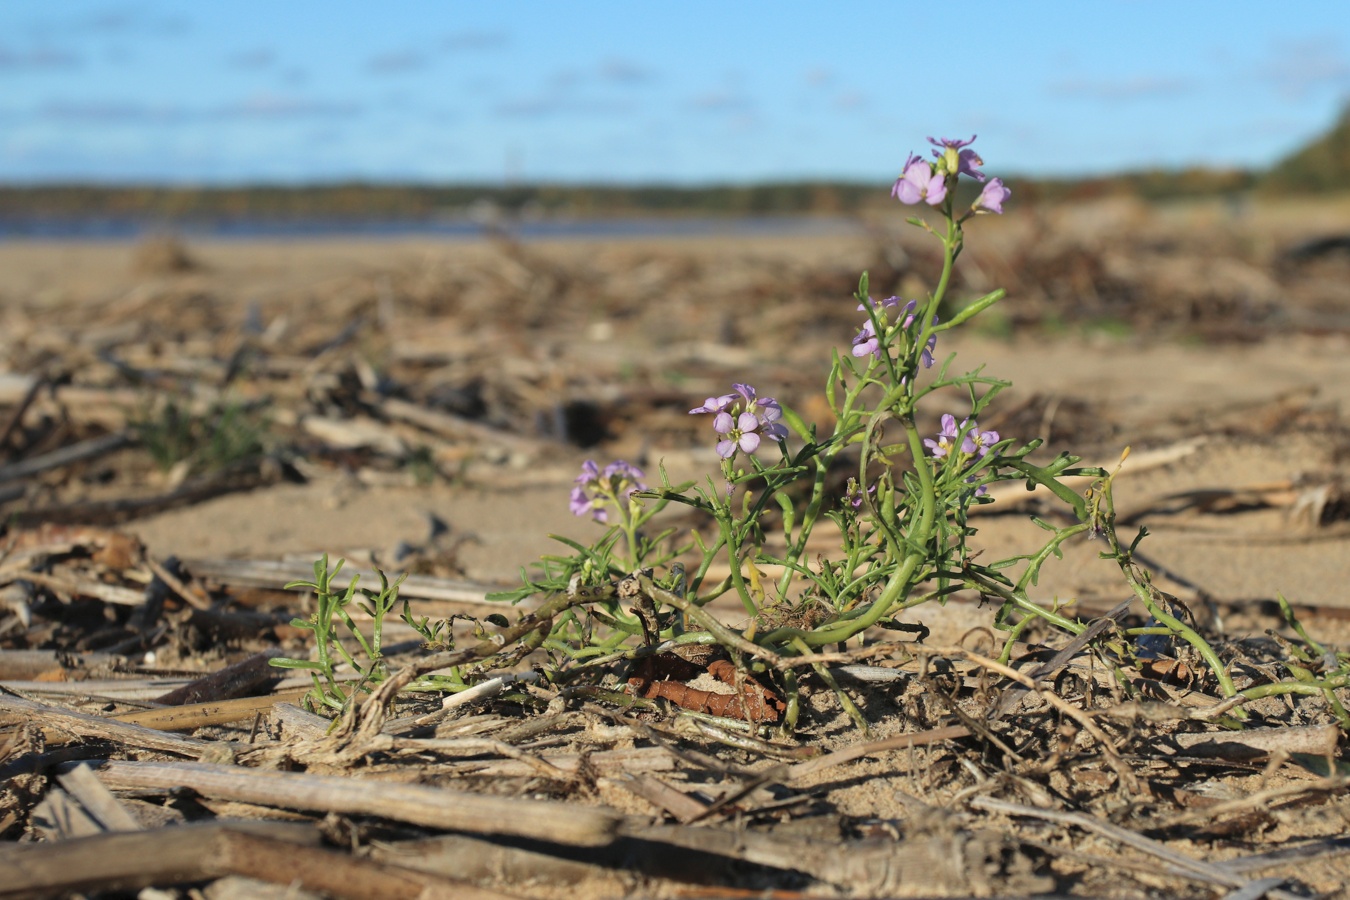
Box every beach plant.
[133,395,270,475]
[283,134,1350,736]
[270,554,407,714]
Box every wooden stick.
[0,820,523,900]
[84,758,619,846]
[1165,724,1339,761]
[144,555,213,610]
[8,459,278,527]
[0,373,43,449]
[613,773,710,823]
[113,688,312,732]
[0,692,209,757]
[0,432,131,485]
[269,701,332,741]
[11,571,145,606]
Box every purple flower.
[570,459,647,522]
[920,324,937,368]
[690,394,735,415]
[844,478,877,510]
[755,400,789,443]
[692,382,786,459]
[927,135,977,151]
[852,320,880,359]
[925,415,999,462]
[857,295,900,313]
[962,420,1000,458]
[569,485,604,522]
[891,156,947,206]
[924,414,962,459]
[852,297,920,362]
[973,177,1010,215]
[602,460,648,499]
[899,299,918,330]
[714,411,762,458]
[928,135,985,182]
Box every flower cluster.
[689,383,788,459]
[843,477,876,511]
[852,295,937,366]
[570,459,647,523]
[923,413,999,460]
[892,135,1010,216]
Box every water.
[0,213,865,242]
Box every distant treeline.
[2,106,1347,222]
[0,182,889,222]
[0,171,1264,223]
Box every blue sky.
[1,1,1348,185]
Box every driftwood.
[1164,724,1340,761]
[82,758,620,846]
[0,820,523,900]
[0,432,131,485]
[0,692,210,757]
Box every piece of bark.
[56,762,142,832]
[84,758,619,846]
[152,649,285,706]
[28,788,104,840]
[0,693,209,758]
